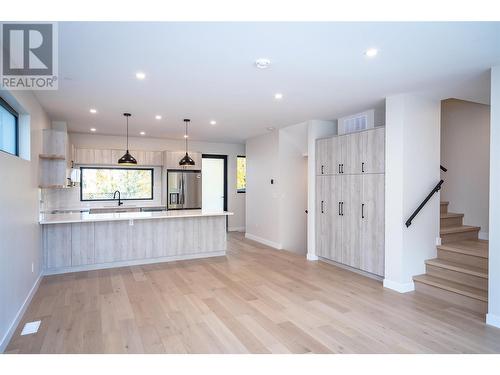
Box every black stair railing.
[405,165,446,228]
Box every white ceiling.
[34,22,500,143]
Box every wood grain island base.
[40,210,231,275]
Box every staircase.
[413,201,489,315]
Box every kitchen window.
[0,97,19,156]
[80,167,154,201]
[236,155,246,193]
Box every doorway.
[202,154,228,212]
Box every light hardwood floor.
[6,233,500,354]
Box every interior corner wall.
[279,123,308,255]
[245,131,281,248]
[0,91,50,352]
[384,94,440,292]
[487,65,500,328]
[440,99,490,237]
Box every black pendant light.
[118,113,137,165]
[179,118,195,166]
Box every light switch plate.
[21,320,41,336]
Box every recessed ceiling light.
[210,120,217,125]
[90,128,96,132]
[255,58,271,69]
[140,131,146,136]
[155,115,162,120]
[266,127,275,131]
[89,108,97,114]
[184,134,189,139]
[274,93,283,100]
[136,72,146,80]
[365,48,378,58]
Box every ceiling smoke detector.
[255,58,271,69]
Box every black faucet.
[113,190,123,206]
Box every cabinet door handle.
[321,165,324,175]
[321,200,324,214]
[341,201,344,216]
[362,162,365,173]
[338,164,341,174]
[362,203,365,218]
[338,202,341,216]
[341,164,344,174]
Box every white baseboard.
[479,231,489,240]
[0,274,42,353]
[44,251,226,276]
[228,226,245,232]
[307,253,319,261]
[383,278,415,293]
[486,313,500,328]
[244,233,283,249]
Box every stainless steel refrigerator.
[166,170,202,210]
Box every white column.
[306,120,336,260]
[384,94,441,292]
[487,66,500,328]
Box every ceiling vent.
[338,109,385,135]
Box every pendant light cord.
[185,120,188,153]
[126,115,129,151]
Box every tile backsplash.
[41,166,163,211]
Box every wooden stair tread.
[413,274,487,302]
[438,240,489,258]
[440,201,449,205]
[440,212,464,219]
[425,258,488,278]
[440,225,480,235]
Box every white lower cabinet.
[315,173,385,276]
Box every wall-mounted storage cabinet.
[316,127,385,176]
[73,147,163,166]
[315,127,385,276]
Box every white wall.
[60,133,246,230]
[306,120,337,260]
[440,99,490,237]
[279,123,308,254]
[384,94,441,293]
[487,66,500,328]
[0,91,50,352]
[245,130,281,248]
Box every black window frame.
[0,96,19,156]
[236,155,246,194]
[79,166,154,202]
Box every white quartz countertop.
[40,209,233,225]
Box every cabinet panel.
[315,176,331,258]
[44,224,72,269]
[316,138,330,175]
[341,175,362,268]
[342,133,363,174]
[111,149,126,164]
[94,221,129,263]
[362,127,385,174]
[94,149,113,165]
[74,148,95,165]
[71,223,95,266]
[328,175,342,262]
[361,174,385,276]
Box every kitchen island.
[40,210,232,275]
